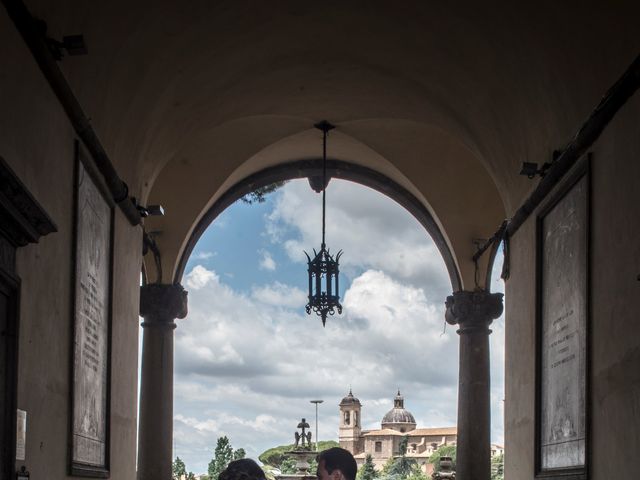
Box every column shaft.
[445,290,503,480]
[457,327,491,479]
[138,321,175,480]
[138,284,188,480]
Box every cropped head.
[316,447,358,480]
[218,459,266,480]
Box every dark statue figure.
[294,418,313,450]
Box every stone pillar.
[445,291,503,480]
[138,284,188,480]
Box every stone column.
[445,291,503,480]
[138,284,188,480]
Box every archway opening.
[168,176,505,476]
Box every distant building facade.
[338,390,457,472]
[490,444,504,458]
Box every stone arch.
[173,158,463,292]
[143,119,506,291]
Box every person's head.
[316,447,357,480]
[219,459,266,480]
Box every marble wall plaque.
[16,409,26,461]
[538,173,588,475]
[72,156,111,474]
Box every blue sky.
[172,179,505,474]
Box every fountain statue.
[275,418,317,480]
[294,418,313,450]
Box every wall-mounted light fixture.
[35,19,88,60]
[519,161,551,179]
[47,34,87,60]
[136,203,165,218]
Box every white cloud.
[175,414,220,433]
[344,270,446,345]
[251,282,307,309]
[259,249,277,271]
[173,180,506,474]
[266,181,451,303]
[174,264,463,472]
[489,244,506,445]
[192,251,216,260]
[184,265,218,290]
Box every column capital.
[140,283,188,326]
[445,290,503,333]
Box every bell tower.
[339,389,362,455]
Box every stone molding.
[445,290,503,333]
[0,156,57,247]
[0,236,15,273]
[140,284,188,326]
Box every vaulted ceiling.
[29,0,639,288]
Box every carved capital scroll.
[445,290,503,334]
[140,284,188,327]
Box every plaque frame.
[0,268,19,480]
[69,141,114,477]
[534,156,591,480]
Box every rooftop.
[363,427,457,437]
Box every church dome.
[381,391,416,427]
[382,408,416,424]
[340,388,361,406]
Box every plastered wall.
[0,12,141,480]
[505,93,640,479]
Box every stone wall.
[363,435,397,462]
[505,92,640,479]
[0,12,140,480]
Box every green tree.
[280,457,298,474]
[381,456,396,476]
[427,445,456,478]
[187,473,197,480]
[258,440,339,468]
[406,469,429,480]
[234,448,246,460]
[491,453,504,480]
[259,444,294,467]
[173,456,187,479]
[208,436,235,480]
[357,454,378,480]
[381,436,423,480]
[240,181,287,205]
[308,457,319,475]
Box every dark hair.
[317,447,357,480]
[219,459,266,480]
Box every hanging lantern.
[305,121,343,327]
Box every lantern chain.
[322,125,327,248]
